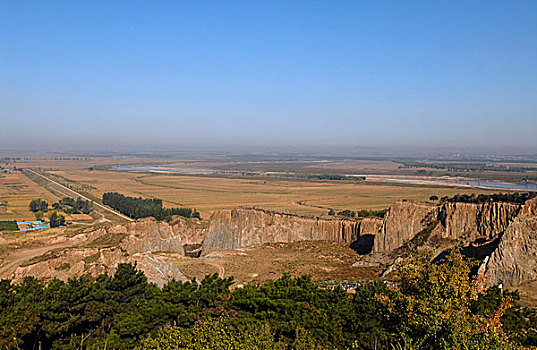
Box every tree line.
[439,192,537,205]
[29,199,49,213]
[102,192,201,221]
[29,197,93,215]
[329,209,388,219]
[1,250,535,349]
[53,197,93,214]
[306,174,366,181]
[398,161,536,173]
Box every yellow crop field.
[43,168,498,218]
[0,171,59,221]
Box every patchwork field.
[2,155,530,223]
[0,171,59,221]
[39,168,498,218]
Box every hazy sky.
[1,1,536,152]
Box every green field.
[0,220,18,231]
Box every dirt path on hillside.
[204,259,226,277]
[0,242,74,279]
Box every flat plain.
[1,155,526,222]
[30,169,499,218]
[0,171,59,221]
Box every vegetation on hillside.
[102,192,201,221]
[333,209,388,219]
[440,192,537,205]
[1,250,535,349]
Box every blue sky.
[1,1,536,152]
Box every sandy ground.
[0,241,74,279]
[161,241,380,286]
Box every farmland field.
[39,168,498,218]
[2,155,532,221]
[0,171,59,221]
[0,220,18,231]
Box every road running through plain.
[25,169,134,222]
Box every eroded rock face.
[484,198,537,288]
[372,201,522,253]
[201,207,363,255]
[112,219,185,255]
[12,248,187,287]
[437,202,520,242]
[10,197,536,290]
[358,218,383,237]
[11,217,196,286]
[373,201,437,253]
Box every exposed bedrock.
[201,206,382,255]
[372,201,521,253]
[484,198,537,288]
[11,198,536,289]
[436,202,520,242]
[373,201,437,253]
[11,217,200,287]
[13,248,187,287]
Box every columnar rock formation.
[358,217,383,237]
[373,201,437,253]
[201,207,369,255]
[372,201,522,253]
[366,198,536,289]
[199,200,534,290]
[8,197,537,291]
[437,202,520,242]
[483,198,537,287]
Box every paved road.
[25,169,134,222]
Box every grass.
[82,232,126,248]
[19,248,66,267]
[0,220,19,231]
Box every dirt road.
[25,169,134,222]
[204,259,226,277]
[0,242,73,279]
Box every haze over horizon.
[2,1,536,153]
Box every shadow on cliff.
[433,236,502,265]
[349,234,375,255]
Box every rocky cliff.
[11,217,197,287]
[13,247,187,287]
[9,197,536,290]
[367,198,535,289]
[436,202,520,242]
[484,198,537,287]
[373,201,437,253]
[201,207,368,255]
[372,201,521,253]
